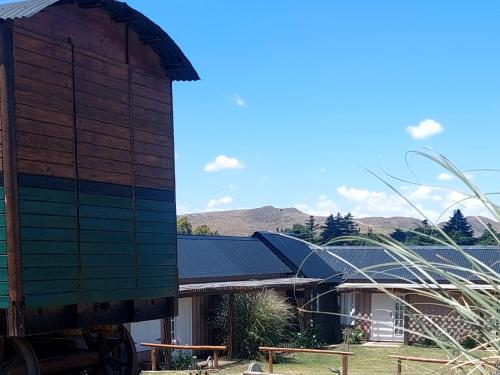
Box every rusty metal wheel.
[85,325,137,375]
[0,337,40,375]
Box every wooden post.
[213,350,219,369]
[150,348,157,371]
[268,350,273,373]
[228,293,235,359]
[397,359,401,375]
[341,354,348,375]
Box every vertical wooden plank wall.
[6,3,178,310]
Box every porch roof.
[179,277,322,296]
[336,282,497,291]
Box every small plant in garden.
[171,351,197,371]
[291,319,325,349]
[342,325,363,344]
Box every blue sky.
[123,0,500,221]
[9,0,499,221]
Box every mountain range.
[179,206,499,237]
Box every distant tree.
[320,214,340,244]
[193,224,219,236]
[390,228,408,243]
[320,212,359,245]
[477,223,499,245]
[341,213,359,236]
[177,216,193,235]
[405,219,440,245]
[284,224,316,243]
[442,209,476,245]
[304,215,320,233]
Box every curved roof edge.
[0,0,200,81]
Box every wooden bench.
[259,347,354,375]
[388,354,500,375]
[140,343,227,370]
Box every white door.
[130,319,163,352]
[174,297,193,346]
[371,294,404,342]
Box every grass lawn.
[215,345,480,375]
[143,345,492,375]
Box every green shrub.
[171,351,195,370]
[342,325,363,344]
[461,336,478,349]
[209,290,294,358]
[290,319,325,349]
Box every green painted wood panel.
[20,214,77,229]
[135,199,175,212]
[22,254,78,268]
[138,254,176,267]
[79,193,133,209]
[135,210,175,223]
[21,241,78,254]
[83,278,136,290]
[19,201,77,216]
[136,244,175,254]
[135,221,175,234]
[136,232,176,244]
[80,242,135,254]
[138,276,177,288]
[81,254,135,267]
[82,266,133,279]
[20,228,77,242]
[22,267,78,281]
[19,187,75,203]
[0,241,6,254]
[79,218,133,232]
[80,230,134,243]
[79,206,133,220]
[138,266,176,278]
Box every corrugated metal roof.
[254,232,342,283]
[178,235,293,282]
[0,0,199,81]
[320,246,500,283]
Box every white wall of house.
[130,319,163,352]
[173,297,193,346]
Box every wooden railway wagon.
[0,0,198,373]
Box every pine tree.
[285,224,315,242]
[390,228,407,243]
[304,215,319,233]
[442,209,475,245]
[341,213,359,235]
[477,223,498,245]
[405,220,439,245]
[320,214,338,244]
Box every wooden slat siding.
[78,189,136,302]
[0,185,6,308]
[135,188,177,299]
[128,29,165,78]
[12,28,77,180]
[18,183,79,308]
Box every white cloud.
[437,172,454,181]
[177,204,194,215]
[232,94,246,107]
[207,195,234,209]
[319,168,326,173]
[294,196,339,216]
[204,155,244,172]
[406,119,443,140]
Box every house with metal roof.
[256,231,500,344]
[131,235,321,359]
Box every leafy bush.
[342,325,363,344]
[461,336,478,349]
[170,351,195,370]
[209,290,294,358]
[290,319,325,349]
